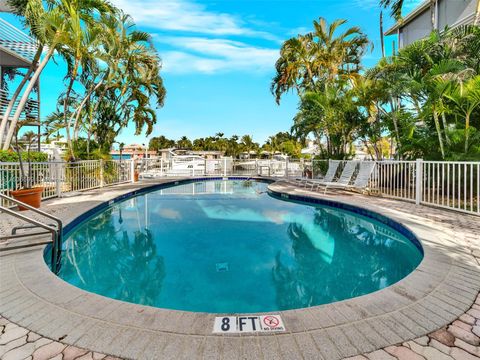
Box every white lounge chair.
[316,160,359,193]
[321,161,376,194]
[300,160,341,189]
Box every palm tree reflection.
[272,207,420,310]
[61,208,165,306]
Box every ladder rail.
[0,193,63,232]
[0,193,63,273]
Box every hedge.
[0,150,48,162]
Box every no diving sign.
[213,315,285,333]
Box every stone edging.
[1,178,479,359]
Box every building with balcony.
[0,6,41,150]
[385,0,479,49]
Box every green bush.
[0,150,48,162]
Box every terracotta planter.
[10,187,44,210]
[134,172,139,182]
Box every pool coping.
[1,177,480,359]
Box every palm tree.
[77,12,165,152]
[271,17,370,104]
[241,135,255,155]
[309,18,370,85]
[271,35,316,104]
[379,0,404,21]
[61,8,109,158]
[119,142,125,160]
[1,0,110,150]
[380,0,436,30]
[177,136,191,149]
[441,76,480,153]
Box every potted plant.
[10,125,44,210]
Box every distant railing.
[138,158,306,178]
[0,18,38,62]
[1,158,478,216]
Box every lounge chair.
[320,161,376,194]
[300,160,341,189]
[315,160,359,193]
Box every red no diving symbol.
[263,316,280,328]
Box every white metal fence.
[0,159,132,206]
[1,158,478,216]
[310,159,479,216]
[369,159,480,215]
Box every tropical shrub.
[0,150,48,162]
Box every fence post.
[160,158,163,177]
[55,161,62,198]
[130,159,135,183]
[99,159,104,187]
[224,157,227,177]
[415,158,423,205]
[285,157,289,178]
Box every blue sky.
[1,0,422,146]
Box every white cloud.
[287,26,309,37]
[110,0,275,39]
[110,0,281,74]
[160,37,278,74]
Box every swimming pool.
[51,179,423,313]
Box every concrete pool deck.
[0,177,479,359]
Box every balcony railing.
[0,88,39,122]
[0,18,37,63]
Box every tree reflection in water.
[272,207,419,310]
[60,208,165,306]
[55,180,422,312]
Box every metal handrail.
[0,193,63,273]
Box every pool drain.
[216,262,229,272]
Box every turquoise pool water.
[54,180,423,313]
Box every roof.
[0,18,38,65]
[384,1,430,35]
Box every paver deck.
[1,178,479,359]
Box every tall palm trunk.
[464,113,470,153]
[432,108,445,159]
[2,46,56,150]
[0,46,43,147]
[439,106,450,146]
[386,100,402,152]
[63,59,80,158]
[379,11,385,58]
[71,79,104,142]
